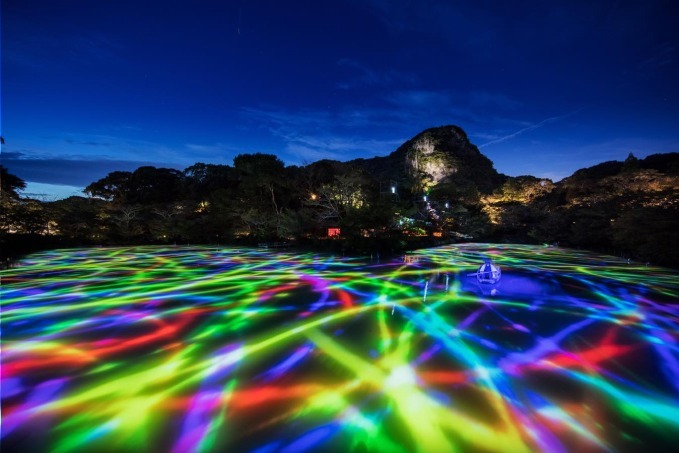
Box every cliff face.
[350,125,505,195]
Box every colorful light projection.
[2,244,679,452]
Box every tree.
[569,207,613,249]
[1,167,28,234]
[7,199,49,234]
[184,163,236,200]
[612,206,679,266]
[113,205,144,240]
[85,171,132,203]
[49,196,107,240]
[126,167,184,205]
[1,165,26,199]
[148,203,188,241]
[306,171,370,226]
[232,153,288,239]
[622,152,639,172]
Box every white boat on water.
[469,259,502,284]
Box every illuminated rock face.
[410,136,454,184]
[349,124,504,195]
[397,125,503,194]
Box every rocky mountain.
[300,125,678,265]
[332,124,678,265]
[349,125,505,195]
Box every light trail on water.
[1,244,678,452]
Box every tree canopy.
[1,165,26,199]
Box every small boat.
[469,258,501,284]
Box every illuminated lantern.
[327,228,341,237]
[476,258,501,284]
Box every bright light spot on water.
[385,365,417,389]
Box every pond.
[2,244,678,452]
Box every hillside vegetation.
[2,126,678,267]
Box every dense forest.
[2,126,678,267]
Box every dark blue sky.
[3,0,679,198]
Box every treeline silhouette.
[2,149,678,268]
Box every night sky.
[3,0,679,199]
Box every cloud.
[479,109,583,148]
[385,90,451,109]
[5,25,125,71]
[244,105,388,136]
[384,90,518,124]
[184,143,238,161]
[21,182,86,201]
[241,106,406,163]
[243,90,539,166]
[242,88,523,165]
[245,87,525,145]
[1,151,183,187]
[242,107,333,130]
[282,133,404,164]
[356,0,640,62]
[640,41,676,69]
[247,87,513,137]
[354,0,504,59]
[51,133,209,165]
[469,132,501,141]
[336,59,416,90]
[336,59,381,89]
[64,138,114,147]
[277,128,404,164]
[284,144,346,164]
[1,151,28,160]
[469,91,522,110]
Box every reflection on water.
[2,244,679,452]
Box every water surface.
[2,244,678,452]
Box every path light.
[423,195,427,202]
[391,186,396,194]
[445,202,449,209]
